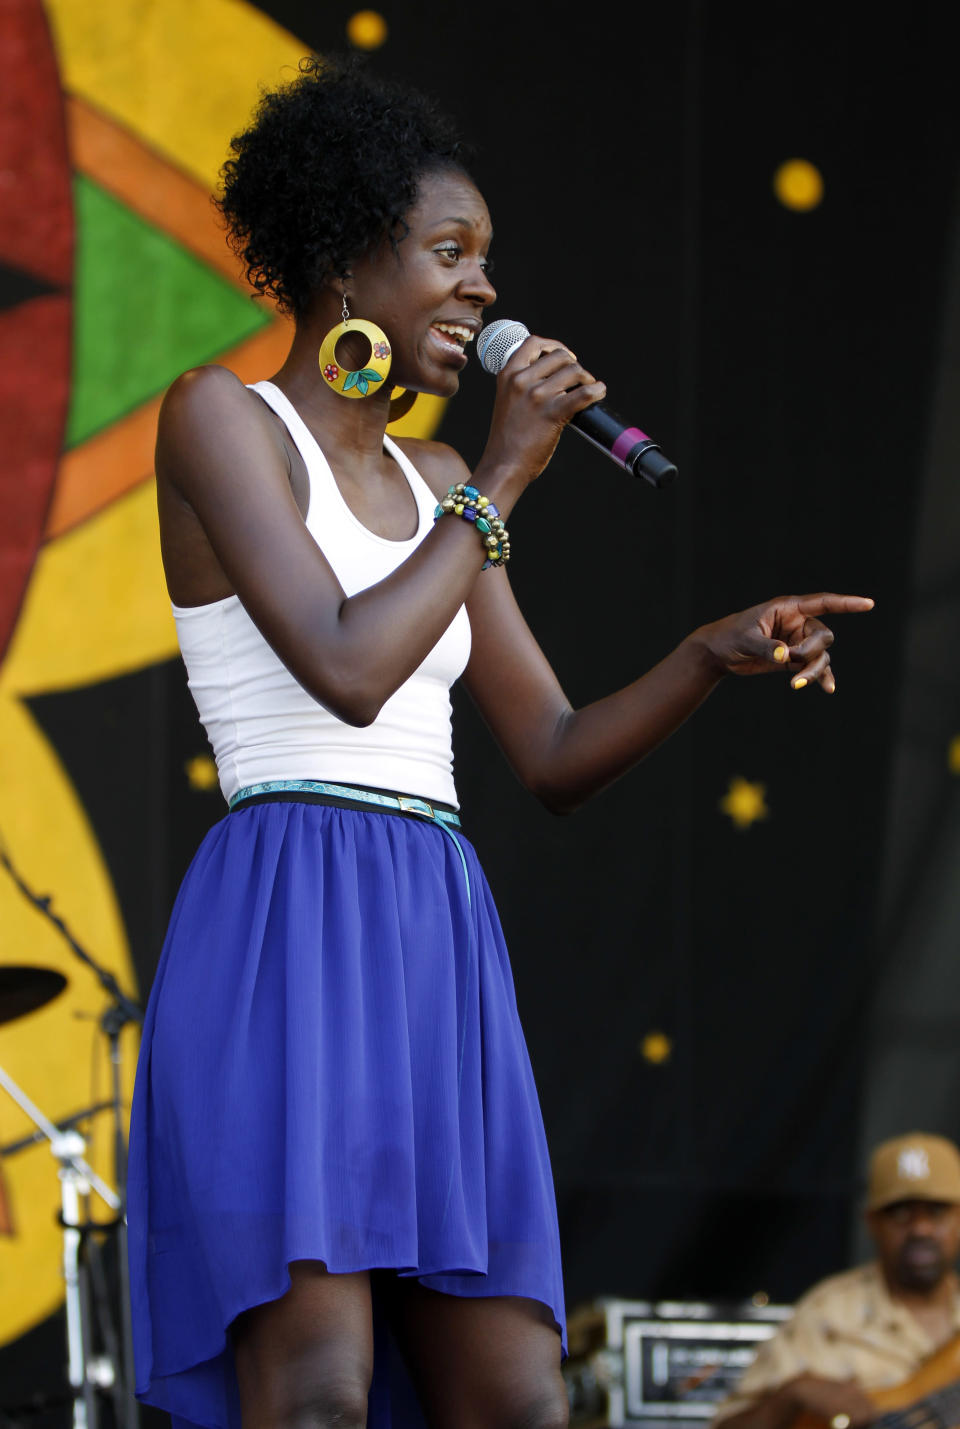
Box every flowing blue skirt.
[127,801,565,1428]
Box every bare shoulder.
[159,363,249,428]
[157,362,268,445]
[156,365,284,498]
[392,436,471,500]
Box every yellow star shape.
[719,776,769,830]
[184,753,219,791]
[639,1031,673,1065]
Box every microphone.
[476,319,677,488]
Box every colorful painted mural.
[0,0,443,1349]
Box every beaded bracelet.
[433,483,511,569]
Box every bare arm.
[462,573,874,814]
[156,339,604,726]
[719,1375,875,1429]
[718,1389,801,1429]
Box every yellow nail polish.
[773,646,788,663]
[793,677,807,690]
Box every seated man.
[712,1132,960,1429]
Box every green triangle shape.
[66,176,271,448]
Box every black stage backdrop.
[4,0,960,1418]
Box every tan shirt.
[712,1263,960,1424]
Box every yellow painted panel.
[1,480,177,699]
[43,0,307,190]
[0,696,138,1344]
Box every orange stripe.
[65,94,246,285]
[44,319,292,540]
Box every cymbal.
[0,965,67,1027]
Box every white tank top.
[172,379,471,807]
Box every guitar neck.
[874,1382,960,1429]
[792,1334,960,1429]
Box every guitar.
[796,1334,960,1429]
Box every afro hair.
[217,55,471,318]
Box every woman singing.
[127,56,872,1429]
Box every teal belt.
[228,779,470,905]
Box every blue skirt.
[126,800,565,1429]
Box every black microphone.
[476,319,677,488]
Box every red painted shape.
[0,1,73,284]
[0,0,73,660]
[0,295,73,654]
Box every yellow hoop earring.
[318,307,392,398]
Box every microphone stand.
[0,831,143,1429]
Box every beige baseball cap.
[867,1132,960,1210]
